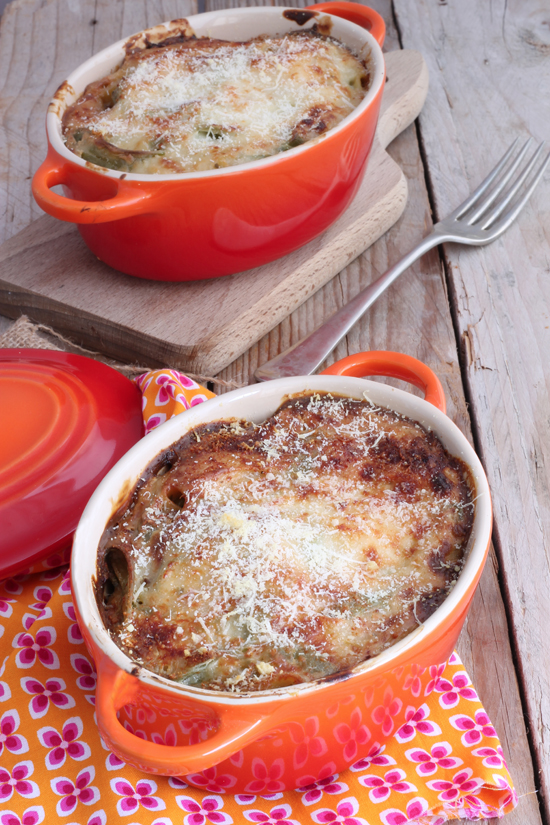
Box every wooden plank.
[212,1,542,822]
[391,0,550,819]
[0,49,427,373]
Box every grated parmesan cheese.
[97,392,475,693]
[62,26,371,173]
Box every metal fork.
[255,138,549,382]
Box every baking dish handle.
[32,152,152,224]
[321,351,447,413]
[306,2,385,46]
[96,661,282,775]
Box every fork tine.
[481,143,547,230]
[481,150,550,237]
[464,138,533,225]
[451,138,521,220]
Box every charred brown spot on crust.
[314,14,334,37]
[415,589,448,623]
[360,463,376,480]
[321,668,352,684]
[153,450,178,477]
[124,19,196,56]
[428,540,452,574]
[395,479,418,497]
[282,9,317,26]
[431,471,452,495]
[49,80,75,117]
[101,547,129,626]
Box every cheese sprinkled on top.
[97,393,474,692]
[62,29,370,173]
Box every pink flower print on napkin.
[426,767,483,804]
[371,689,403,738]
[21,613,39,632]
[169,776,189,791]
[28,586,53,619]
[234,793,283,806]
[492,774,518,809]
[449,709,497,747]
[154,373,194,407]
[37,716,91,769]
[58,572,72,596]
[0,709,29,756]
[295,773,347,806]
[379,797,436,825]
[79,811,107,825]
[185,766,237,793]
[0,597,14,621]
[358,768,417,804]
[405,741,463,776]
[0,806,44,825]
[333,707,371,762]
[105,751,126,771]
[0,762,39,803]
[394,704,441,743]
[135,372,153,393]
[20,676,75,719]
[243,802,299,824]
[472,744,508,769]
[110,777,166,816]
[424,663,446,696]
[12,626,59,670]
[311,796,370,824]
[289,716,328,768]
[245,759,286,795]
[350,743,395,773]
[434,670,479,709]
[144,413,167,433]
[62,603,83,644]
[0,658,11,703]
[2,576,25,596]
[70,654,97,691]
[51,766,100,817]
[176,794,233,824]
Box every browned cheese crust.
[96,393,475,692]
[62,21,371,173]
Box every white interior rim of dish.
[73,375,492,707]
[47,6,386,182]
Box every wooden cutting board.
[0,49,428,375]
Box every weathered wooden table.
[1,1,549,823]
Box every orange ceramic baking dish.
[31,4,386,281]
[71,352,492,791]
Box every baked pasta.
[62,19,371,173]
[97,393,475,693]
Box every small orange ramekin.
[71,351,492,792]
[32,4,386,281]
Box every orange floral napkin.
[0,369,518,825]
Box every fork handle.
[255,231,447,381]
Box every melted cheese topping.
[62,29,370,173]
[97,394,474,693]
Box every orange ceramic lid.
[0,349,144,579]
